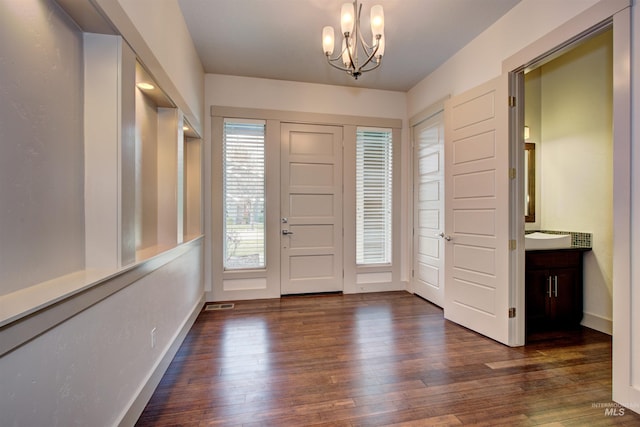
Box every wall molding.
[0,237,203,357]
[211,106,402,129]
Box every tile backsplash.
[525,230,592,248]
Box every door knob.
[438,232,451,241]
[282,230,294,235]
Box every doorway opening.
[517,27,614,340]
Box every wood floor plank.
[135,292,640,426]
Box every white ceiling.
[177,0,521,92]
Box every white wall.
[0,0,85,296]
[408,0,639,410]
[203,75,409,296]
[0,245,203,427]
[93,0,205,136]
[407,0,600,116]
[0,1,206,425]
[539,30,613,331]
[407,0,609,331]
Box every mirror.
[525,142,535,222]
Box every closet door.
[412,112,445,307]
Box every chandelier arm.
[357,6,372,50]
[360,57,382,73]
[355,2,365,47]
[354,40,381,74]
[325,46,346,63]
[358,31,372,50]
[345,35,357,70]
[325,53,353,73]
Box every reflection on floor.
[136,291,638,426]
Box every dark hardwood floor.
[135,292,639,426]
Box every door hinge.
[509,239,517,250]
[508,96,516,107]
[509,168,516,179]
[509,307,516,318]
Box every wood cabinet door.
[526,268,551,333]
[550,267,581,327]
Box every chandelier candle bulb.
[370,5,384,36]
[341,3,355,35]
[322,26,335,55]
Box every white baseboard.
[581,311,612,335]
[352,281,406,293]
[118,295,205,427]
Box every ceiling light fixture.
[322,1,385,80]
[136,82,155,90]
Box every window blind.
[356,127,393,265]
[223,119,266,270]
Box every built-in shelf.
[134,62,203,262]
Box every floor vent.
[204,303,235,311]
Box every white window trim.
[356,126,393,266]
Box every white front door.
[280,123,343,294]
[443,74,512,345]
[412,112,445,307]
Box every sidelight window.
[223,119,266,270]
[356,127,393,265]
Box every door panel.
[412,112,445,306]
[444,74,511,345]
[281,123,343,294]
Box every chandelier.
[321,1,385,80]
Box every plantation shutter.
[223,119,266,270]
[356,127,393,265]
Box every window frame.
[355,126,394,266]
[222,118,267,271]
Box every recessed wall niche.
[134,62,203,260]
[183,124,203,241]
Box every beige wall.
[524,68,542,231]
[538,30,614,329]
[524,31,614,329]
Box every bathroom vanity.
[525,248,589,334]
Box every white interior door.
[280,123,343,294]
[444,74,512,345]
[412,112,445,307]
